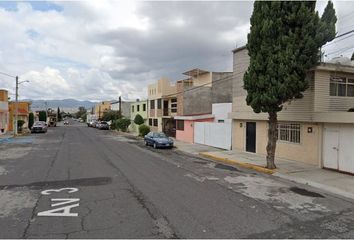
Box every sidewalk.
[174,140,354,201]
[0,133,13,143]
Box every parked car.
[98,121,109,130]
[144,132,174,149]
[64,120,69,125]
[92,121,99,128]
[31,121,48,133]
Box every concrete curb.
[199,152,275,174]
[273,172,354,201]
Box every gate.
[194,122,231,150]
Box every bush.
[116,118,131,132]
[134,114,144,125]
[138,124,150,137]
[102,110,121,121]
[38,111,47,122]
[17,120,25,132]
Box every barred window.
[153,119,158,126]
[176,120,184,130]
[150,100,155,109]
[277,123,301,143]
[149,118,153,126]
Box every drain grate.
[289,187,325,198]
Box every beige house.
[94,101,111,120]
[231,46,354,174]
[147,78,177,136]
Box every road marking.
[41,187,78,195]
[37,188,80,217]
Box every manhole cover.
[289,187,325,198]
[214,163,238,171]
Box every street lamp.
[14,77,29,136]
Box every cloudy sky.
[0,1,353,101]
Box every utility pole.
[14,76,18,137]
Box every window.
[157,99,162,109]
[150,100,155,109]
[277,123,301,143]
[143,104,146,111]
[149,118,152,126]
[171,98,177,113]
[137,105,140,111]
[330,76,354,97]
[218,119,225,123]
[153,119,158,126]
[176,120,184,130]
[171,98,177,103]
[132,106,134,112]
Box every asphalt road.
[1,120,354,238]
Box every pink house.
[175,114,214,143]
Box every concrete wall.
[212,103,232,123]
[212,72,233,104]
[183,86,212,115]
[232,120,320,165]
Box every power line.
[323,32,354,47]
[335,29,354,39]
[326,45,354,56]
[0,71,16,78]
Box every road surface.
[1,120,354,238]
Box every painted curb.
[199,152,275,174]
[273,172,354,201]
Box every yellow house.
[8,101,31,132]
[147,78,177,136]
[231,46,354,174]
[94,101,111,120]
[0,89,9,134]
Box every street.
[1,121,354,238]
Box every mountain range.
[26,99,98,112]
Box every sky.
[0,1,353,101]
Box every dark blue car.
[144,132,174,149]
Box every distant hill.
[26,99,97,113]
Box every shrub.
[116,118,131,132]
[134,114,144,125]
[17,120,25,132]
[138,124,150,137]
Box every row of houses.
[92,46,354,174]
[0,89,31,134]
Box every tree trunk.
[266,112,278,169]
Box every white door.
[338,126,354,173]
[323,127,339,170]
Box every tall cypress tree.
[351,52,354,61]
[244,1,336,169]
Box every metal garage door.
[323,124,354,174]
[194,122,232,150]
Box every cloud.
[0,1,353,101]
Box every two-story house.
[0,89,9,134]
[8,101,31,132]
[147,78,177,136]
[230,46,354,174]
[129,99,147,133]
[111,99,132,119]
[174,68,233,147]
[94,101,111,120]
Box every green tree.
[28,112,34,129]
[38,111,47,122]
[351,52,354,61]
[17,120,25,133]
[138,124,150,137]
[116,118,131,132]
[57,107,62,121]
[134,114,144,125]
[102,110,121,121]
[244,1,336,169]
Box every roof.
[232,45,247,53]
[174,114,214,121]
[313,62,354,74]
[183,68,209,77]
[16,108,29,115]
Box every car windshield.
[101,121,107,124]
[34,122,44,126]
[154,133,167,138]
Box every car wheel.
[153,143,157,149]
[144,140,148,146]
